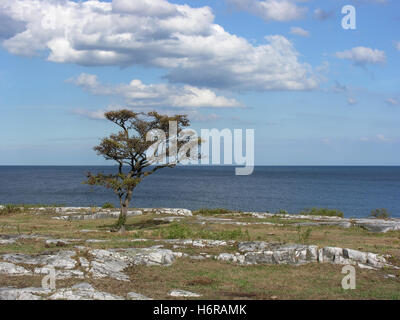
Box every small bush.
[0,204,22,215]
[297,227,312,244]
[275,209,288,215]
[370,208,390,219]
[300,207,344,218]
[195,208,234,215]
[102,202,115,209]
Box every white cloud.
[394,42,400,51]
[68,73,242,108]
[227,0,307,22]
[385,98,399,106]
[0,0,317,91]
[290,27,309,37]
[377,134,391,142]
[347,97,357,105]
[335,47,386,66]
[360,134,393,143]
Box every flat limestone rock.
[126,292,153,300]
[246,212,400,233]
[353,219,400,233]
[88,247,177,281]
[48,283,123,300]
[142,208,192,216]
[163,239,232,248]
[169,289,202,298]
[0,283,151,300]
[218,242,391,269]
[0,262,32,276]
[34,267,85,279]
[0,287,50,300]
[2,251,77,270]
[294,221,352,228]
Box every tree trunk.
[117,191,133,233]
[117,203,128,233]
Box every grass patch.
[153,222,251,241]
[300,208,344,218]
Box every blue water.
[0,166,399,218]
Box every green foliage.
[102,202,115,209]
[195,208,234,215]
[275,209,288,215]
[300,207,344,218]
[297,226,312,244]
[370,208,391,219]
[0,203,64,214]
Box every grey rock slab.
[169,289,202,298]
[354,219,400,233]
[0,239,16,245]
[220,242,392,269]
[89,259,129,281]
[127,292,153,300]
[0,262,32,275]
[48,283,124,300]
[294,221,352,228]
[142,208,192,216]
[33,267,85,279]
[87,247,178,281]
[163,239,232,248]
[2,251,77,269]
[0,287,50,300]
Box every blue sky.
[0,0,399,165]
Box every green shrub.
[275,209,288,215]
[370,208,390,219]
[102,202,115,209]
[195,208,234,215]
[300,207,344,218]
[297,227,312,244]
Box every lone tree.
[85,109,199,232]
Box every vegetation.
[194,208,235,215]
[84,109,200,232]
[371,208,391,219]
[0,209,399,299]
[102,202,115,209]
[300,208,344,218]
[0,204,22,215]
[156,223,250,240]
[297,226,312,244]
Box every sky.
[0,0,399,165]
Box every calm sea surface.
[0,166,399,218]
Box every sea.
[0,166,399,218]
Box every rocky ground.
[0,206,399,300]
